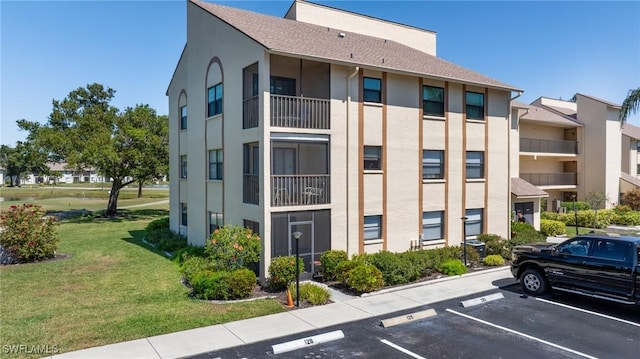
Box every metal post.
[461,217,468,266]
[293,231,302,307]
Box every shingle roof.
[191,0,520,91]
[511,177,548,198]
[518,103,582,127]
[622,123,640,139]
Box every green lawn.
[0,210,284,358]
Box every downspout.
[508,90,523,239]
[346,66,359,257]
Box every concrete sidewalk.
[47,267,514,359]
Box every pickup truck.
[511,234,640,305]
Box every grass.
[0,210,284,358]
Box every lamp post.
[292,231,302,307]
[461,217,468,266]
[572,194,578,235]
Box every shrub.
[623,188,640,210]
[368,250,421,286]
[289,282,331,305]
[179,256,214,283]
[334,256,367,284]
[172,245,207,265]
[614,204,633,213]
[482,254,505,266]
[439,259,467,276]
[145,216,187,252]
[540,219,566,236]
[398,250,437,277]
[190,270,230,300]
[205,225,261,271]
[268,256,304,290]
[228,268,257,299]
[559,201,591,211]
[347,263,383,293]
[610,211,640,226]
[320,250,348,281]
[511,221,536,236]
[477,234,507,257]
[0,204,59,263]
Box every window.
[466,151,484,179]
[270,76,296,96]
[637,164,640,175]
[180,155,187,179]
[209,212,223,235]
[364,215,382,241]
[423,211,444,241]
[364,146,382,170]
[363,77,382,103]
[465,209,483,237]
[180,203,188,226]
[207,83,223,117]
[244,219,260,236]
[208,149,223,180]
[180,105,187,130]
[243,143,260,205]
[423,86,444,116]
[466,91,484,120]
[558,237,592,257]
[591,239,630,261]
[423,150,444,179]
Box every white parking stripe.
[446,309,599,359]
[380,339,427,359]
[535,297,640,327]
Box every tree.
[619,87,640,125]
[0,142,48,186]
[19,83,169,216]
[584,191,607,228]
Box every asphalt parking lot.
[189,281,640,359]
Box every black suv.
[511,234,640,304]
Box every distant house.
[20,163,103,185]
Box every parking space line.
[535,298,640,327]
[446,309,599,359]
[380,339,426,359]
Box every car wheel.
[521,268,548,295]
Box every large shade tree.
[19,83,168,216]
[619,87,640,125]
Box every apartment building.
[512,93,637,216]
[167,0,521,280]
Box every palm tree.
[619,87,640,125]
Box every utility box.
[465,239,486,259]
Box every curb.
[360,266,511,297]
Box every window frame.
[423,85,445,117]
[180,105,187,130]
[208,149,223,180]
[180,155,187,179]
[364,146,382,170]
[207,83,223,117]
[422,211,444,241]
[423,150,445,179]
[465,208,483,237]
[363,77,382,103]
[465,91,485,120]
[466,151,484,179]
[364,215,382,242]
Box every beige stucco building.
[167,0,522,280]
[511,93,639,221]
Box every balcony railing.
[270,95,330,129]
[520,138,578,154]
[520,172,577,186]
[243,174,259,205]
[271,175,330,206]
[243,96,259,129]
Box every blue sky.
[2,0,639,146]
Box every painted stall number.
[304,338,314,345]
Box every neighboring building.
[167,0,521,280]
[19,163,103,185]
[511,93,635,216]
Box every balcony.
[520,172,577,187]
[243,96,259,129]
[520,138,578,154]
[271,175,330,206]
[243,174,259,205]
[270,95,330,129]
